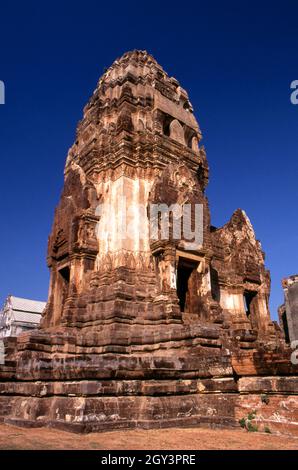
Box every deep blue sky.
[0,1,297,320]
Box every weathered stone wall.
[279,275,298,343]
[0,340,4,365]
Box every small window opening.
[59,266,70,283]
[243,291,257,317]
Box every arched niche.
[169,119,185,145]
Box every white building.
[0,295,46,339]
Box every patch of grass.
[239,418,246,428]
[89,441,102,449]
[247,410,257,421]
[246,421,258,433]
[239,409,259,432]
[264,426,271,434]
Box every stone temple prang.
[0,50,297,434]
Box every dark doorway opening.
[53,265,70,324]
[243,291,257,318]
[210,267,220,302]
[177,265,192,312]
[176,258,199,313]
[58,266,70,308]
[281,311,290,343]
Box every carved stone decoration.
[169,119,185,144]
[191,136,199,152]
[0,50,297,435]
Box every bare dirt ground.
[0,423,297,450]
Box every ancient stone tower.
[0,51,297,434]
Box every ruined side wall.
[211,209,273,337]
[282,275,298,342]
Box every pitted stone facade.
[0,51,297,435]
